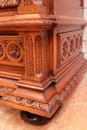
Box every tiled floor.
[0,74,87,130]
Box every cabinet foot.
[21,111,52,125]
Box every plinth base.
[21,111,52,125]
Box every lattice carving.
[1,61,87,114]
[35,35,42,78]
[74,35,79,52]
[26,35,34,77]
[61,38,69,60]
[60,31,83,65]
[69,36,75,56]
[79,33,82,49]
[0,0,20,8]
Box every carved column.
[19,31,49,82]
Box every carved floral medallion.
[6,41,23,63]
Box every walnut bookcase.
[0,0,86,125]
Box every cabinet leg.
[21,111,52,125]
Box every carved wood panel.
[57,30,83,66]
[0,36,23,66]
[25,31,49,80]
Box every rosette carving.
[6,41,23,63]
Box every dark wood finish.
[0,0,86,124]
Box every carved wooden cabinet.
[0,0,87,125]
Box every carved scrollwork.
[0,86,16,93]
[6,41,23,63]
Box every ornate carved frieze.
[58,30,83,65]
[1,61,87,114]
[0,0,20,8]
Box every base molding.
[0,58,86,118]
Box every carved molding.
[0,18,85,28]
[0,86,16,93]
[1,61,87,114]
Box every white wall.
[83,0,87,59]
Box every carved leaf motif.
[26,35,34,77]
[42,34,49,77]
[35,35,43,78]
